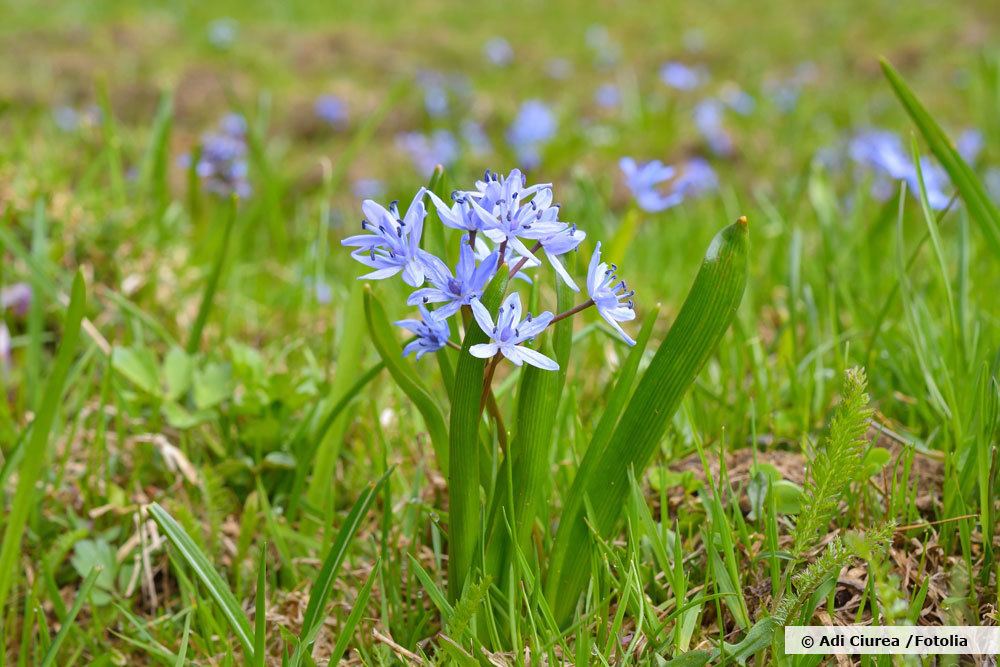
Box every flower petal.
[469,343,499,358]
[513,345,559,370]
[470,298,496,335]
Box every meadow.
[0,1,998,664]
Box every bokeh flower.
[694,99,734,156]
[185,114,252,198]
[314,94,348,127]
[660,62,704,90]
[620,157,717,212]
[483,37,513,66]
[507,101,556,169]
[397,130,459,177]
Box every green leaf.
[328,558,382,664]
[192,362,232,410]
[881,58,1000,257]
[447,268,509,600]
[187,196,238,353]
[163,346,194,401]
[0,272,86,615]
[290,469,391,666]
[363,286,448,472]
[112,346,161,397]
[147,502,255,659]
[546,219,749,624]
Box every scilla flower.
[586,242,636,346]
[466,169,562,259]
[536,224,586,291]
[395,304,451,359]
[470,292,558,370]
[407,242,499,319]
[342,190,429,286]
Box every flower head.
[850,130,949,209]
[314,95,348,127]
[1,283,32,317]
[483,37,513,66]
[694,99,734,157]
[463,169,562,260]
[660,62,704,90]
[469,292,558,370]
[620,157,717,213]
[188,114,251,198]
[507,101,556,169]
[586,242,636,346]
[396,304,451,359]
[341,190,429,286]
[407,242,499,319]
[594,83,620,109]
[397,130,459,177]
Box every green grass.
[0,0,998,664]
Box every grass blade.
[291,469,391,666]
[147,502,255,659]
[328,558,382,664]
[0,272,86,615]
[39,564,101,667]
[186,196,238,354]
[253,543,267,667]
[546,218,749,624]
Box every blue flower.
[396,304,451,359]
[720,84,755,115]
[464,169,563,261]
[352,178,385,199]
[461,120,492,155]
[473,237,538,283]
[407,242,499,319]
[1,282,32,317]
[673,158,719,198]
[396,130,459,177]
[207,18,238,49]
[620,158,679,212]
[417,71,450,118]
[694,99,734,156]
[190,114,251,198]
[314,95,348,127]
[536,224,586,291]
[469,292,558,370]
[594,83,620,109]
[850,130,949,209]
[586,242,636,346]
[483,37,513,66]
[341,190,430,287]
[660,62,704,90]
[957,129,983,163]
[507,101,556,169]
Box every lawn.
[0,0,998,664]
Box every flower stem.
[508,241,543,279]
[549,298,594,325]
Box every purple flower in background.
[620,157,718,212]
[694,99,734,156]
[341,190,429,286]
[507,101,556,169]
[418,71,450,118]
[207,18,238,49]
[1,283,32,317]
[461,119,492,155]
[594,83,620,109]
[720,84,755,115]
[469,292,558,370]
[397,130,459,177]
[407,242,499,319]
[396,304,451,359]
[660,62,704,90]
[957,129,983,163]
[53,106,79,131]
[586,242,636,346]
[187,114,252,198]
[314,95,348,127]
[483,37,513,66]
[352,178,385,199]
[850,130,949,209]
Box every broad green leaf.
[192,362,232,410]
[147,502,255,659]
[447,268,509,600]
[0,272,86,614]
[881,58,1000,257]
[112,346,161,396]
[363,286,448,472]
[546,219,749,624]
[163,346,194,401]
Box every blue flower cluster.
[183,114,251,198]
[620,157,718,213]
[342,169,637,371]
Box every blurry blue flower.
[1,283,32,317]
[352,178,385,199]
[957,129,983,163]
[53,106,79,131]
[207,18,238,49]
[586,242,636,346]
[407,242,499,318]
[483,37,513,66]
[507,101,556,169]
[469,292,558,370]
[660,62,704,90]
[768,82,800,113]
[418,71,450,118]
[341,191,430,286]
[584,25,620,67]
[396,130,459,177]
[694,99,734,156]
[720,84,755,115]
[850,130,949,209]
[396,304,450,359]
[188,114,251,198]
[546,58,573,80]
[314,95,348,127]
[620,157,717,212]
[594,83,620,109]
[461,119,492,155]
